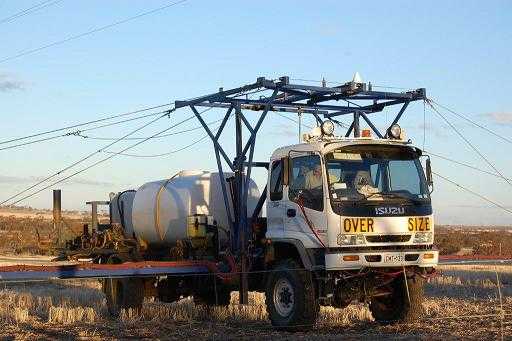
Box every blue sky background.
[0,0,511,225]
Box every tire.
[103,277,144,317]
[369,274,424,324]
[265,259,319,330]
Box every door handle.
[287,209,296,217]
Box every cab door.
[266,159,285,238]
[284,154,328,247]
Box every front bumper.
[325,249,438,270]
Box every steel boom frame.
[174,76,426,303]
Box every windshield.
[325,145,429,204]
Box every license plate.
[383,254,404,263]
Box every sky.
[0,0,511,225]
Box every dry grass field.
[0,211,106,255]
[0,264,510,340]
[0,211,510,339]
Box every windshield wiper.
[357,191,423,204]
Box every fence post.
[52,189,62,246]
[494,264,504,341]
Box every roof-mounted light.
[388,124,402,139]
[321,120,335,136]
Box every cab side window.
[289,155,323,211]
[269,160,283,201]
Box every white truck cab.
[263,125,437,328]
[267,135,438,270]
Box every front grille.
[365,235,411,243]
[365,255,382,262]
[327,244,434,253]
[405,254,419,261]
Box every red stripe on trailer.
[0,259,238,282]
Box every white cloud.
[0,73,24,92]
[484,112,512,125]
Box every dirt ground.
[0,264,510,340]
[0,313,509,340]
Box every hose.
[116,189,136,231]
[296,194,327,248]
[155,172,181,241]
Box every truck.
[56,75,437,329]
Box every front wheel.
[265,259,319,330]
[369,274,424,324]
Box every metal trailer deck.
[0,260,223,282]
[0,257,510,282]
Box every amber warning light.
[361,129,372,138]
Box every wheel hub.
[273,278,294,317]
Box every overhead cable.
[0,0,63,25]
[76,118,224,141]
[275,112,313,130]
[0,109,172,206]
[0,103,171,146]
[428,98,512,145]
[426,100,512,188]
[433,172,512,215]
[0,109,170,152]
[0,132,77,152]
[6,111,207,206]
[103,110,224,157]
[103,134,210,158]
[425,150,512,183]
[0,0,188,64]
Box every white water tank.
[131,170,260,245]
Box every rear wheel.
[369,274,424,324]
[103,277,144,317]
[102,256,144,317]
[265,259,319,330]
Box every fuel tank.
[131,170,260,245]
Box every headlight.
[387,124,402,139]
[413,232,433,243]
[321,120,335,136]
[337,234,365,245]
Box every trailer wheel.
[157,278,181,303]
[265,259,319,330]
[369,274,424,324]
[103,277,144,318]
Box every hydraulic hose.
[296,195,327,248]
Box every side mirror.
[425,157,434,192]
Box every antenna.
[298,108,303,143]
